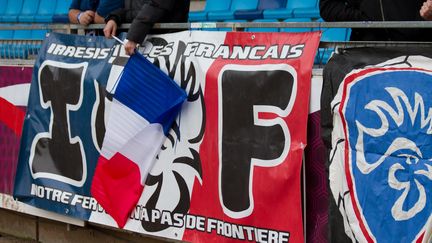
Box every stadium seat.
[1,0,24,22]
[31,30,48,40]
[235,0,286,20]
[52,0,72,23]
[34,0,56,23]
[0,0,9,15]
[207,0,259,21]
[17,0,40,22]
[292,0,320,18]
[262,0,287,10]
[11,29,30,59]
[264,0,320,19]
[246,19,279,32]
[0,30,14,58]
[320,28,350,41]
[30,30,48,55]
[314,20,350,64]
[189,0,231,22]
[0,30,13,40]
[12,29,31,40]
[280,18,312,32]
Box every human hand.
[420,0,432,20]
[124,40,138,56]
[78,10,95,25]
[94,13,105,24]
[104,20,118,38]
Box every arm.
[94,13,105,24]
[319,0,368,21]
[68,9,95,25]
[68,9,81,24]
[68,0,81,23]
[103,8,127,38]
[125,3,168,54]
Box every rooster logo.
[343,68,432,242]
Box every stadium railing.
[1,21,432,66]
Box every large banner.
[13,31,320,242]
[323,48,432,243]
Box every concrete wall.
[0,209,170,243]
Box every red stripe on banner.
[339,67,432,242]
[0,97,25,137]
[91,153,144,228]
[183,31,321,243]
[0,66,33,88]
[416,232,424,243]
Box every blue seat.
[264,0,319,19]
[0,30,14,58]
[10,29,30,59]
[321,28,349,41]
[1,0,23,22]
[280,18,312,32]
[235,0,286,20]
[12,29,32,40]
[52,0,72,23]
[0,30,13,57]
[0,0,8,15]
[246,19,279,32]
[34,0,56,22]
[208,0,259,21]
[30,30,48,55]
[292,0,320,18]
[31,30,48,40]
[0,30,13,40]
[189,0,232,22]
[262,0,287,9]
[54,0,71,14]
[314,20,349,64]
[17,0,40,22]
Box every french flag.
[91,53,187,228]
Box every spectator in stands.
[319,0,432,41]
[69,0,124,25]
[103,0,190,55]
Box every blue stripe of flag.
[114,54,187,134]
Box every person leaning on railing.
[68,0,124,25]
[319,0,432,41]
[103,0,190,55]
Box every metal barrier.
[1,22,432,63]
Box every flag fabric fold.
[91,53,187,228]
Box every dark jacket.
[107,0,190,44]
[319,0,432,41]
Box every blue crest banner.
[325,49,432,243]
